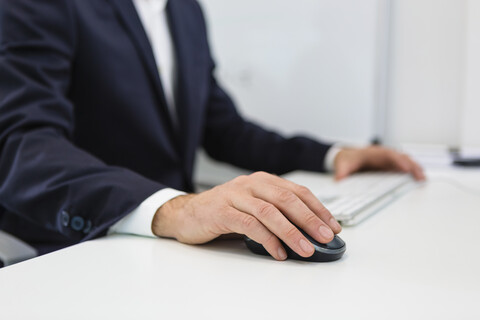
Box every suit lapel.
[108,0,180,157]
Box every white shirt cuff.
[324,144,343,172]
[108,188,186,238]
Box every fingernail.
[277,247,287,260]
[330,217,341,230]
[299,239,313,254]
[319,225,334,239]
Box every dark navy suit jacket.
[0,0,331,254]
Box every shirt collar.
[138,0,168,13]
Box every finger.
[231,196,315,257]
[334,162,352,181]
[389,152,412,173]
[334,151,361,181]
[275,179,342,234]
[254,173,342,234]
[393,153,427,181]
[409,159,426,181]
[222,207,288,261]
[249,183,336,245]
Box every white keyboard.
[316,172,415,226]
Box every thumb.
[334,150,362,181]
[334,161,352,181]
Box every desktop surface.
[1,169,480,319]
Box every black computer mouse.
[244,228,346,262]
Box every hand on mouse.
[151,172,342,261]
[334,145,426,181]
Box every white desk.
[1,167,480,320]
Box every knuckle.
[296,185,311,197]
[250,171,269,179]
[262,233,277,247]
[318,205,332,217]
[304,213,319,226]
[276,189,297,204]
[231,175,248,185]
[241,215,257,230]
[256,203,276,219]
[284,225,299,239]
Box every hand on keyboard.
[316,172,415,224]
[333,145,425,181]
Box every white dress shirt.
[109,0,185,237]
[110,0,341,237]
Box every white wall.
[386,0,480,149]
[461,0,480,148]
[199,0,384,144]
[385,0,468,147]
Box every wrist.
[151,194,195,239]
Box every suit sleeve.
[0,0,164,242]
[196,5,333,175]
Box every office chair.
[0,230,37,268]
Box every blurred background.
[195,0,480,183]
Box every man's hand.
[152,172,342,261]
[334,145,426,181]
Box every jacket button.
[83,220,92,234]
[71,216,85,231]
[61,211,70,227]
